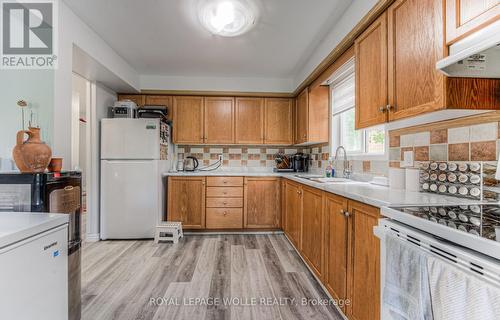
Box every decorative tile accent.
[429,144,447,161]
[389,161,400,168]
[430,129,447,144]
[448,127,470,144]
[448,143,470,161]
[400,134,414,147]
[470,123,498,142]
[389,135,400,148]
[400,147,414,159]
[414,146,429,161]
[413,132,430,146]
[470,141,496,161]
[362,161,371,172]
[389,148,401,161]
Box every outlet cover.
[402,151,414,167]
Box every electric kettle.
[184,156,199,171]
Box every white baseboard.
[85,233,100,242]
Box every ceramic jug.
[12,127,52,173]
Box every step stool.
[154,222,183,244]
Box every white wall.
[140,74,294,93]
[86,82,116,241]
[53,0,140,169]
[0,70,54,170]
[293,0,378,88]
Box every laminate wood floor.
[81,234,344,320]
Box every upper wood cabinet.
[355,0,499,129]
[283,180,302,248]
[446,0,500,45]
[243,177,281,229]
[355,12,388,129]
[264,98,294,145]
[324,193,349,313]
[300,185,324,279]
[117,94,145,107]
[172,96,204,144]
[295,86,329,144]
[144,95,173,120]
[387,0,446,122]
[346,200,380,320]
[235,97,264,144]
[204,97,235,144]
[167,177,206,229]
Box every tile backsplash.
[389,121,499,168]
[177,146,308,168]
[176,116,500,178]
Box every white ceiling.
[64,0,353,80]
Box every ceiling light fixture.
[198,0,258,37]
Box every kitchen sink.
[295,175,354,183]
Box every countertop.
[0,212,69,249]
[163,170,484,208]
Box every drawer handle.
[223,211,228,216]
[223,201,227,205]
[223,181,227,184]
[223,191,227,195]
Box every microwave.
[109,100,137,118]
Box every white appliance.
[111,100,138,118]
[0,212,69,320]
[375,205,500,319]
[100,118,173,239]
[437,21,500,78]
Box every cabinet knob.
[223,180,227,184]
[340,209,345,215]
[379,106,386,113]
[223,201,227,205]
[223,211,228,216]
[344,211,350,218]
[386,104,394,112]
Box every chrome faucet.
[334,146,351,179]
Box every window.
[330,57,385,156]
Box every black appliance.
[137,106,168,119]
[292,153,309,172]
[0,171,82,320]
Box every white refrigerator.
[100,118,173,239]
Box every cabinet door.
[346,200,380,320]
[387,0,445,121]
[145,95,173,120]
[300,186,324,278]
[167,177,206,229]
[324,194,349,313]
[295,89,309,144]
[172,96,204,144]
[243,177,281,228]
[235,98,264,144]
[264,98,293,145]
[117,94,145,107]
[284,181,302,248]
[204,97,235,144]
[446,0,500,44]
[307,86,329,143]
[354,13,388,129]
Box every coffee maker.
[292,153,309,172]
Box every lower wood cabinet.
[243,177,281,229]
[300,185,324,278]
[346,200,380,320]
[167,177,206,229]
[283,180,302,248]
[324,193,349,313]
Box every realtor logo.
[1,0,58,69]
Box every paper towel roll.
[389,168,406,190]
[405,168,420,192]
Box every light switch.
[402,151,414,167]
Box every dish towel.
[427,256,500,320]
[383,236,434,320]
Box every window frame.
[328,58,388,160]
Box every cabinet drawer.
[206,208,243,229]
[206,177,243,187]
[206,187,243,198]
[206,197,243,208]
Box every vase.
[12,127,52,173]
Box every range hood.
[437,21,500,78]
